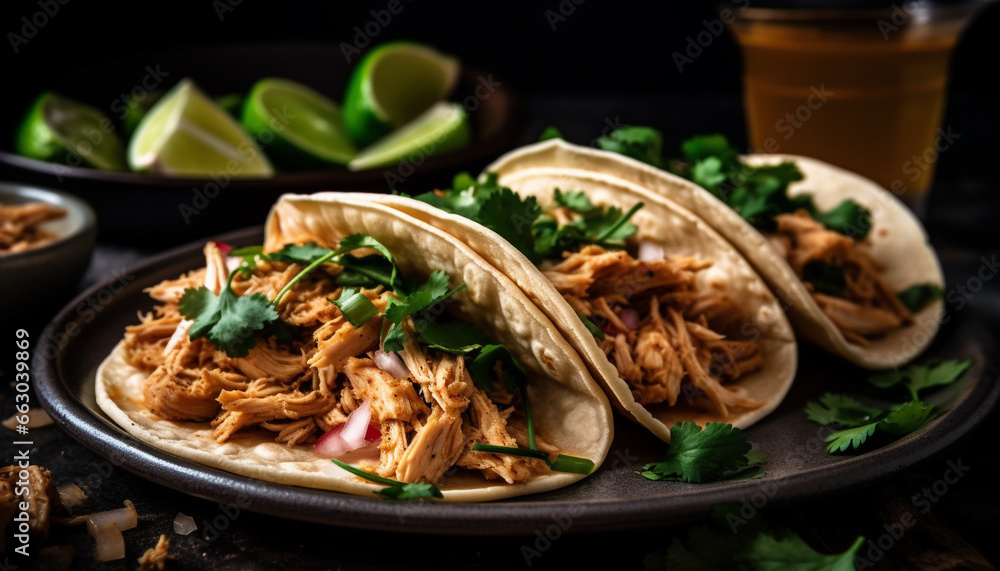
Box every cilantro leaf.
[897,283,944,313]
[476,186,542,263]
[596,126,663,167]
[382,271,465,353]
[335,254,395,288]
[330,458,443,500]
[802,262,846,296]
[647,506,864,571]
[680,134,738,164]
[414,320,493,354]
[867,359,972,401]
[539,126,563,141]
[690,157,727,192]
[179,281,278,358]
[638,422,753,484]
[811,199,872,240]
[554,188,596,213]
[825,401,936,453]
[804,393,882,427]
[267,242,334,264]
[469,344,529,393]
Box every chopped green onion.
[330,458,443,499]
[578,313,605,340]
[593,201,642,243]
[472,444,549,461]
[521,386,537,451]
[272,250,338,306]
[332,287,379,326]
[548,455,596,475]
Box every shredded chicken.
[123,242,552,487]
[543,244,763,418]
[137,534,170,570]
[775,211,913,345]
[0,202,65,254]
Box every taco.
[369,170,797,443]
[484,138,944,370]
[96,196,613,502]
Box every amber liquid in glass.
[733,21,959,197]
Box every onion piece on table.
[85,500,138,562]
[173,513,197,536]
[55,483,87,511]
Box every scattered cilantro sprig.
[805,360,972,453]
[329,458,442,500]
[637,422,763,484]
[645,504,865,571]
[896,283,944,313]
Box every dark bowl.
[0,182,96,319]
[0,43,527,246]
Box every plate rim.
[33,226,1000,535]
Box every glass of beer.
[728,1,989,212]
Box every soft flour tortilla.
[97,196,613,502]
[484,140,944,370]
[375,179,797,444]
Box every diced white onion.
[374,349,410,380]
[2,408,53,430]
[620,309,641,331]
[173,513,197,535]
[56,483,88,511]
[86,501,137,562]
[637,240,665,262]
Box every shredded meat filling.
[123,242,553,486]
[0,202,66,254]
[543,244,763,418]
[774,210,913,346]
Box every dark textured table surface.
[2,93,999,570]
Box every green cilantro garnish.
[805,360,970,454]
[180,271,279,358]
[809,198,873,240]
[412,320,493,355]
[804,393,881,427]
[645,504,864,570]
[538,126,563,141]
[896,283,944,313]
[382,271,466,353]
[825,401,936,453]
[329,458,442,500]
[595,125,663,167]
[637,422,762,484]
[414,174,642,265]
[867,359,972,402]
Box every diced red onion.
[216,241,233,255]
[620,309,641,330]
[56,483,87,511]
[374,349,410,380]
[315,400,382,459]
[637,240,664,262]
[173,513,197,535]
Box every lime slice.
[242,78,356,169]
[348,102,470,171]
[15,91,127,171]
[128,79,273,177]
[122,90,164,136]
[343,41,459,147]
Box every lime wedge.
[343,41,459,147]
[348,102,470,171]
[15,91,127,171]
[122,90,164,136]
[242,78,356,169]
[128,79,273,177]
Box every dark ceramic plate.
[34,227,1000,535]
[0,44,526,244]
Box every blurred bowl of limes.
[0,42,525,245]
